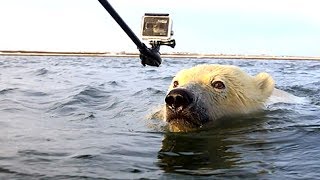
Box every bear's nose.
[165,88,193,111]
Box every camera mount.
[149,39,176,49]
[139,39,175,66]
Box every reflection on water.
[157,105,320,179]
[159,132,239,174]
[157,114,267,177]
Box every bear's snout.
[165,88,194,111]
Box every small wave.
[161,76,175,81]
[18,149,69,157]
[133,87,165,96]
[0,167,15,174]
[284,85,316,95]
[21,90,49,97]
[147,75,174,81]
[0,88,18,95]
[70,112,96,121]
[49,101,78,116]
[71,154,97,159]
[84,113,95,119]
[0,99,28,112]
[0,167,35,178]
[107,80,123,87]
[145,69,157,73]
[104,99,120,110]
[48,86,111,116]
[76,86,110,99]
[67,86,110,105]
[305,64,320,70]
[34,68,49,76]
[281,85,320,106]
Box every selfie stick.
[97,0,162,67]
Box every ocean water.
[0,55,320,179]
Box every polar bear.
[163,64,275,132]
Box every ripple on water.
[0,98,33,113]
[48,86,113,117]
[0,88,18,95]
[133,87,165,96]
[107,80,121,87]
[71,154,97,159]
[34,68,49,76]
[21,90,49,97]
[18,149,69,158]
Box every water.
[1,55,320,179]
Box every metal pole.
[97,0,143,50]
[97,0,162,67]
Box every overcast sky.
[0,0,319,56]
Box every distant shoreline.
[1,50,320,61]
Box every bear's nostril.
[165,96,175,107]
[174,95,185,107]
[165,88,193,110]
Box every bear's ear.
[255,72,275,98]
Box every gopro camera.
[141,13,173,41]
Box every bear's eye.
[212,81,225,89]
[173,81,179,88]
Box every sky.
[0,0,319,56]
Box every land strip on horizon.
[1,50,320,61]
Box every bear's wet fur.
[164,64,275,132]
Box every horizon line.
[1,49,320,60]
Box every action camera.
[141,13,173,41]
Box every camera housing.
[141,13,173,41]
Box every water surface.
[1,56,320,179]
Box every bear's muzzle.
[165,88,209,132]
[165,88,194,112]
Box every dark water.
[1,56,320,179]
